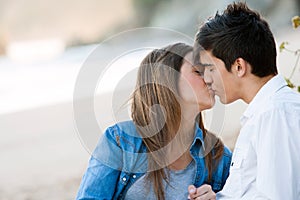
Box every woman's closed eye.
[194,70,204,76]
[193,66,204,76]
[194,69,204,76]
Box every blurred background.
[0,0,299,199]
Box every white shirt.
[217,75,300,200]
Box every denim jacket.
[76,120,232,200]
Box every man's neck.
[241,75,275,104]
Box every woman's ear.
[233,58,248,77]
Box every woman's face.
[178,52,215,111]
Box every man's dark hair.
[195,2,278,77]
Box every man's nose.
[203,69,212,84]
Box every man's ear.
[232,58,248,77]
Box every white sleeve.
[254,109,300,200]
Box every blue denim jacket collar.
[192,122,205,151]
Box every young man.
[189,2,300,200]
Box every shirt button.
[133,174,136,178]
[122,177,127,182]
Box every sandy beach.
[0,101,89,199]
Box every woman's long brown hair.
[131,43,224,200]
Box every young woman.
[76,43,231,200]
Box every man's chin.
[219,96,232,105]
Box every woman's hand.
[187,184,216,200]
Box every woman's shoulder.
[103,120,144,151]
[106,120,140,138]
[99,121,148,172]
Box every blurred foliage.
[292,15,300,28]
[280,15,300,92]
[285,77,295,88]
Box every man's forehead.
[196,51,214,67]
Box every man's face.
[198,50,237,104]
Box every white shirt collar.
[240,75,287,126]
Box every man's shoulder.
[271,87,300,111]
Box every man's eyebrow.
[195,62,214,67]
